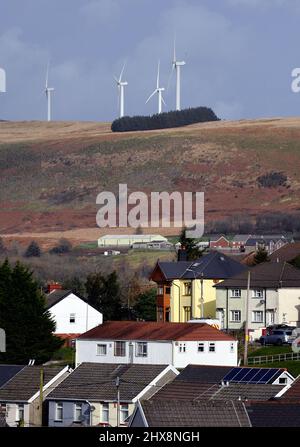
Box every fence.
[247,351,300,365]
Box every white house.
[46,289,103,338]
[75,321,238,368]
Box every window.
[136,342,148,357]
[230,342,235,353]
[183,306,191,322]
[97,344,107,356]
[165,287,171,294]
[74,403,82,422]
[230,289,241,298]
[198,342,205,352]
[179,342,186,353]
[55,402,63,421]
[209,343,215,352]
[158,286,163,295]
[114,341,126,357]
[184,282,192,295]
[120,404,129,424]
[279,377,287,385]
[101,403,109,424]
[252,311,264,323]
[70,313,76,323]
[230,310,241,322]
[16,404,24,422]
[157,307,164,322]
[252,289,264,299]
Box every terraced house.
[150,251,246,322]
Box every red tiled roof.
[281,376,300,400]
[77,321,235,342]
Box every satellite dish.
[0,68,6,93]
[292,336,300,353]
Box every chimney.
[177,246,188,262]
[47,282,62,294]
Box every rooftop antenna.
[45,62,54,122]
[146,60,166,114]
[114,62,128,118]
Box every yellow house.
[149,251,246,323]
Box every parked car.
[259,329,294,346]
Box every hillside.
[1,117,300,247]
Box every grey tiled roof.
[47,363,169,402]
[141,400,251,427]
[0,366,65,402]
[212,383,284,401]
[246,401,300,427]
[0,365,25,388]
[176,365,233,383]
[152,380,220,401]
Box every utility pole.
[39,368,44,427]
[116,376,120,427]
[243,271,251,366]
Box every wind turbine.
[172,38,186,111]
[0,68,6,93]
[114,63,128,118]
[146,60,166,114]
[45,62,54,122]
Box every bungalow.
[215,261,300,336]
[75,321,238,368]
[46,289,103,343]
[0,365,71,427]
[150,251,246,322]
[46,362,178,427]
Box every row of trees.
[111,107,219,132]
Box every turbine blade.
[162,96,167,107]
[166,65,175,93]
[45,61,49,89]
[119,62,126,83]
[157,60,160,89]
[114,75,119,84]
[173,34,176,62]
[146,90,156,104]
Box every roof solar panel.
[230,368,251,382]
[241,368,260,382]
[223,368,242,382]
[222,367,281,384]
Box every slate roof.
[270,242,300,263]
[176,365,233,383]
[246,401,300,427]
[0,366,65,402]
[140,400,251,427]
[212,383,284,401]
[47,363,169,402]
[215,261,300,289]
[152,381,220,401]
[78,321,235,342]
[154,251,246,281]
[46,289,91,310]
[0,365,25,388]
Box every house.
[209,235,231,250]
[0,365,71,427]
[150,251,246,322]
[46,289,103,343]
[244,235,292,254]
[231,235,252,251]
[215,261,300,336]
[270,242,300,263]
[98,234,168,248]
[75,321,238,368]
[129,400,251,427]
[46,362,178,427]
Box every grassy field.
[257,361,300,378]
[248,345,292,357]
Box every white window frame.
[252,311,264,323]
[70,313,76,323]
[16,404,24,422]
[230,289,241,298]
[136,342,148,357]
[97,344,107,356]
[55,402,63,421]
[114,341,126,357]
[179,342,186,353]
[120,404,129,424]
[198,342,205,353]
[74,403,82,422]
[230,310,241,322]
[209,342,216,353]
[252,289,264,299]
[101,403,109,424]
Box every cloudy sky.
[1,0,300,121]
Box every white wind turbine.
[45,62,54,122]
[172,38,186,111]
[146,60,166,114]
[114,63,128,118]
[0,68,6,93]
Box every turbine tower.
[146,60,166,114]
[45,62,54,122]
[0,68,6,93]
[172,39,185,111]
[114,63,128,118]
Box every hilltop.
[1,117,300,247]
